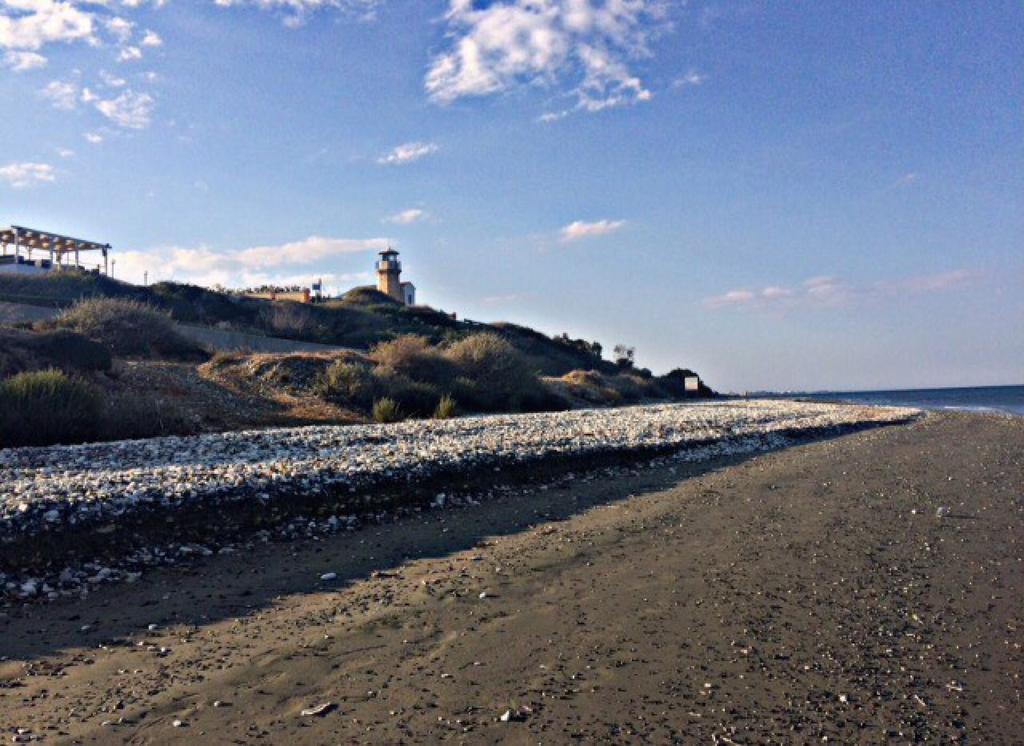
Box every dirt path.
[1,413,1021,743]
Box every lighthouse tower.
[376,248,415,305]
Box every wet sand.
[1,412,1021,743]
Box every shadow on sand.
[0,424,902,666]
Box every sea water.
[801,385,1024,417]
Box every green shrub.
[0,328,111,378]
[372,397,402,423]
[444,333,537,411]
[0,369,102,447]
[98,391,194,441]
[434,394,457,419]
[30,329,113,373]
[374,370,441,416]
[607,373,646,401]
[54,298,202,359]
[258,302,326,341]
[318,361,379,407]
[370,334,455,385]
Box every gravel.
[0,400,917,546]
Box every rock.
[319,572,337,582]
[300,702,336,717]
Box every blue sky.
[2,0,1022,392]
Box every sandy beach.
[1,411,1021,743]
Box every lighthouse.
[376,247,415,305]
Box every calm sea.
[796,385,1024,417]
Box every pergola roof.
[1,225,110,255]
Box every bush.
[0,328,111,378]
[607,373,646,401]
[444,333,538,411]
[0,369,103,447]
[98,391,194,441]
[374,370,442,416]
[30,329,113,373]
[257,302,326,341]
[434,394,457,419]
[372,397,402,423]
[371,335,456,386]
[54,298,203,359]
[318,361,379,407]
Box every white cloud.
[426,0,667,114]
[377,141,439,166]
[0,0,96,51]
[537,110,569,123]
[83,131,104,144]
[759,286,793,300]
[117,44,142,62]
[140,29,161,46]
[41,79,155,128]
[704,270,977,311]
[0,161,56,189]
[672,69,706,88]
[704,289,755,309]
[559,218,626,243]
[212,0,384,26]
[115,235,388,287]
[386,208,427,225]
[100,69,126,87]
[877,269,976,294]
[94,89,154,128]
[40,78,78,109]
[3,49,46,70]
[105,16,134,44]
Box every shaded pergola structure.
[0,225,111,275]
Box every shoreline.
[1,411,1020,742]
[0,400,916,592]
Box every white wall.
[0,264,49,276]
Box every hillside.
[0,271,624,377]
[0,272,714,448]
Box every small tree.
[613,344,635,370]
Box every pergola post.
[13,227,19,264]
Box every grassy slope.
[0,272,620,377]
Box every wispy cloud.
[385,208,428,225]
[94,89,154,128]
[890,172,919,189]
[672,69,706,89]
[426,0,669,116]
[212,0,383,27]
[878,268,977,294]
[41,78,155,129]
[377,141,439,166]
[705,270,978,310]
[40,79,79,109]
[559,218,626,243]
[3,50,46,71]
[0,162,56,189]
[115,235,388,287]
